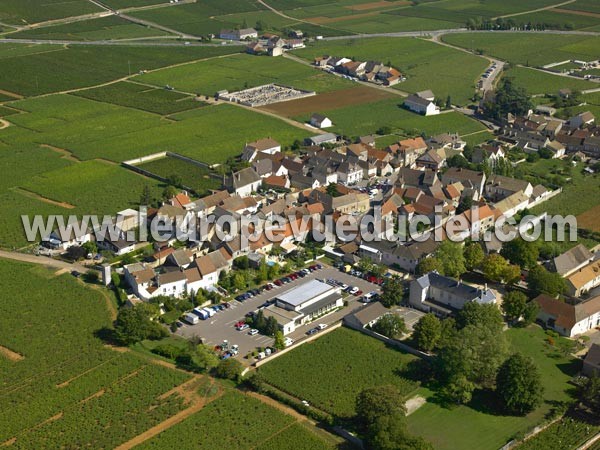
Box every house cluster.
[313,55,405,87]
[242,31,305,57]
[532,243,600,337]
[500,110,599,159]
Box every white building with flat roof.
[264,279,343,335]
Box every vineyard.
[0,260,192,447]
[138,390,338,449]
[258,327,419,419]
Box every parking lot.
[175,264,383,364]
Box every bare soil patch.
[0,89,23,100]
[405,395,426,415]
[346,1,410,11]
[0,119,10,130]
[258,85,396,117]
[577,204,600,232]
[552,8,600,18]
[0,345,24,361]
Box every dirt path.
[0,89,23,100]
[257,0,351,35]
[90,284,118,321]
[0,119,10,130]
[40,144,81,162]
[552,7,600,19]
[246,391,308,421]
[0,345,24,361]
[493,0,577,19]
[0,251,88,273]
[114,377,222,450]
[12,187,76,209]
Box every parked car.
[349,286,360,295]
[248,328,259,336]
[274,279,283,286]
[306,328,318,336]
[223,302,230,309]
[237,324,250,331]
[317,323,328,330]
[340,283,349,290]
[175,321,184,328]
[234,321,245,328]
[355,290,363,296]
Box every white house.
[404,94,440,116]
[242,138,281,162]
[226,167,262,197]
[310,113,333,128]
[337,161,363,185]
[535,294,600,337]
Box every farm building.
[219,28,257,41]
[535,294,600,337]
[263,279,343,335]
[310,113,333,129]
[306,133,338,146]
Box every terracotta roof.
[306,202,324,215]
[263,174,288,188]
[567,260,600,290]
[399,137,427,151]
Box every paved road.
[175,265,383,364]
[0,38,239,47]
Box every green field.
[499,10,600,30]
[138,53,353,95]
[294,37,489,105]
[8,16,171,40]
[407,326,580,450]
[127,0,301,37]
[0,44,243,97]
[563,0,600,14]
[442,33,600,67]
[502,67,593,96]
[101,0,167,8]
[258,327,419,419]
[3,94,308,163]
[20,160,164,215]
[0,259,192,447]
[294,97,485,138]
[137,155,221,196]
[0,0,101,25]
[138,390,338,449]
[72,81,206,115]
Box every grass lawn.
[8,16,171,41]
[258,327,419,419]
[407,326,580,450]
[293,97,485,138]
[72,81,207,115]
[294,37,489,105]
[0,44,243,97]
[442,33,600,67]
[502,67,593,96]
[138,53,353,96]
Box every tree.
[445,95,452,109]
[456,302,504,333]
[447,154,470,169]
[502,291,528,323]
[82,241,98,255]
[264,316,278,336]
[502,264,522,285]
[166,174,183,187]
[214,358,243,381]
[256,259,268,283]
[162,185,178,200]
[496,353,543,414]
[527,265,566,297]
[274,330,286,350]
[577,373,600,415]
[522,301,539,326]
[416,257,442,276]
[140,184,152,206]
[412,313,442,352]
[365,411,433,450]
[464,242,484,270]
[114,304,167,345]
[441,374,475,405]
[482,253,509,282]
[501,238,539,270]
[485,77,532,120]
[379,276,404,307]
[326,183,341,197]
[355,385,407,430]
[372,314,407,339]
[358,256,374,274]
[233,273,246,291]
[436,241,466,278]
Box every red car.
[234,321,245,328]
[289,273,298,280]
[274,279,283,286]
[355,290,363,296]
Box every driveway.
[175,264,383,364]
